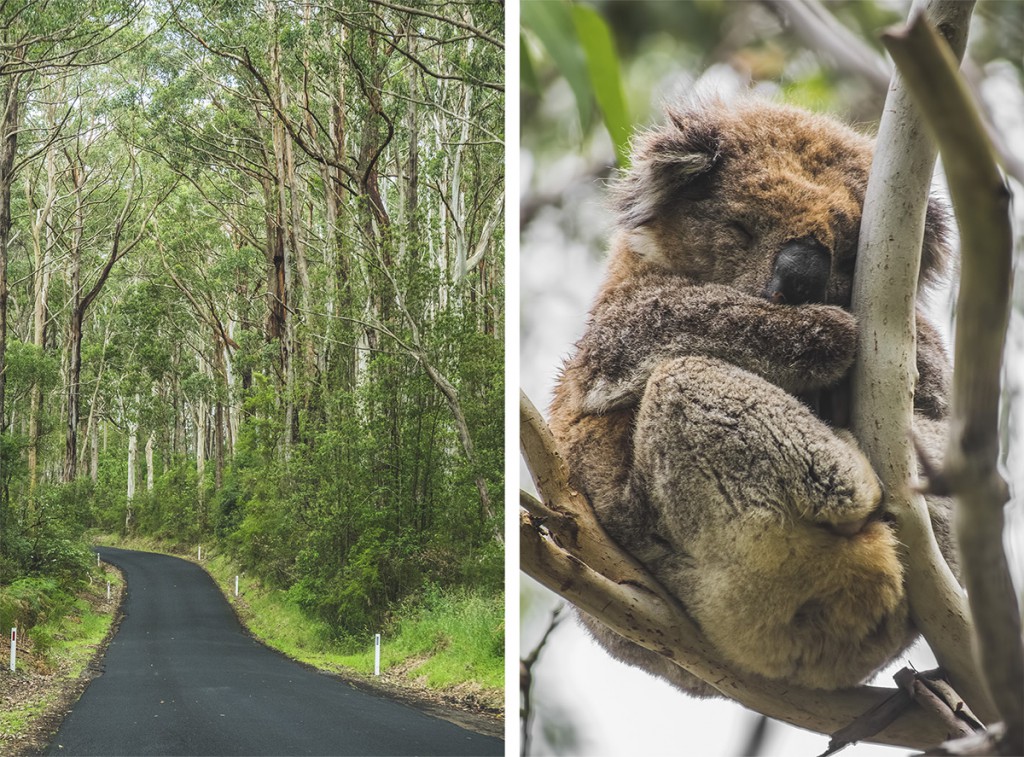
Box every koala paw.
[813,429,883,535]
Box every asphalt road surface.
[47,547,503,756]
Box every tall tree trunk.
[405,21,420,244]
[127,413,138,502]
[145,431,154,491]
[214,401,224,490]
[195,395,206,484]
[0,64,22,483]
[27,139,57,494]
[63,163,85,482]
[64,309,83,482]
[327,25,356,391]
[90,422,99,483]
[125,399,137,533]
[266,2,298,447]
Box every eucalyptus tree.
[0,1,143,489]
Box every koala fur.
[549,99,957,695]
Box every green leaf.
[520,34,539,92]
[572,4,632,167]
[521,0,593,131]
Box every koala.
[548,98,957,696]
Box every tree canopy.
[0,0,504,645]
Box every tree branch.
[521,391,957,750]
[761,0,890,92]
[365,0,503,50]
[883,15,1022,754]
[849,0,996,725]
[761,0,1024,188]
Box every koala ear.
[610,110,722,230]
[921,195,952,287]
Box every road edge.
[21,560,128,757]
[96,542,504,742]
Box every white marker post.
[107,582,111,600]
[374,633,381,676]
[97,553,100,567]
[9,628,16,672]
[234,576,239,597]
[198,545,202,561]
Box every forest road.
[46,547,504,756]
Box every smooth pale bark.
[27,134,58,494]
[884,16,1022,753]
[196,396,206,482]
[849,0,995,724]
[127,415,138,502]
[145,432,154,492]
[78,325,109,478]
[63,160,85,482]
[90,424,98,484]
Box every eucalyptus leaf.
[572,4,632,167]
[520,34,539,92]
[521,0,593,131]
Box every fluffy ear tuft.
[921,195,952,288]
[609,108,722,229]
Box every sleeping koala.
[548,98,957,695]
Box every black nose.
[763,238,831,305]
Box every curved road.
[47,547,503,756]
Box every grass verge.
[0,562,123,755]
[96,534,504,718]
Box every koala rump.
[549,98,957,695]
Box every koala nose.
[763,238,831,305]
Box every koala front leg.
[634,355,881,536]
[626,355,913,690]
[566,278,858,415]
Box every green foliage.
[521,2,594,131]
[1,0,504,702]
[384,585,504,689]
[4,341,61,397]
[571,5,632,167]
[0,481,94,585]
[522,0,631,166]
[0,577,73,633]
[139,460,202,542]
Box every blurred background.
[518,1,1024,755]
